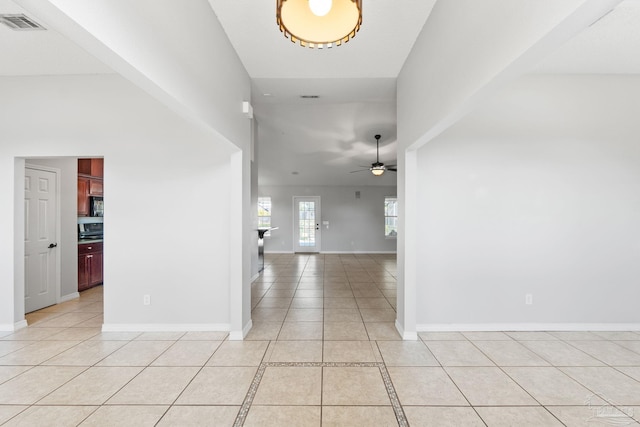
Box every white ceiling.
[208,0,437,186]
[2,0,640,187]
[534,0,640,74]
[251,76,399,186]
[0,0,113,76]
[208,0,640,186]
[208,0,436,79]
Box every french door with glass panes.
[293,196,321,253]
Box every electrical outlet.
[143,294,151,305]
[525,294,533,305]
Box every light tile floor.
[0,253,639,425]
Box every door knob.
[48,243,58,249]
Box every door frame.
[292,196,321,253]
[24,163,62,313]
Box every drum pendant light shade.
[276,0,362,49]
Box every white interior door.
[25,166,58,313]
[294,196,321,253]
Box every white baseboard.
[322,251,398,254]
[417,323,640,332]
[59,292,79,303]
[229,319,253,341]
[264,251,397,255]
[0,320,28,332]
[102,323,231,332]
[395,319,418,341]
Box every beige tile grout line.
[232,361,408,427]
[235,254,405,425]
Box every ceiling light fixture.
[349,135,397,176]
[309,0,332,16]
[276,0,362,49]
[371,166,385,176]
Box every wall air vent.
[0,14,46,31]
[300,95,320,99]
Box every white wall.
[13,0,256,336]
[25,158,78,300]
[416,74,640,329]
[396,0,621,337]
[260,185,397,253]
[250,121,260,278]
[0,74,237,329]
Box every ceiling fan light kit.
[350,134,397,176]
[276,0,362,49]
[371,166,385,176]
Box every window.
[258,197,272,236]
[385,197,398,238]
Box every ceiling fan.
[350,134,397,176]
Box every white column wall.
[415,75,640,330]
[396,0,621,337]
[0,75,236,331]
[3,1,253,334]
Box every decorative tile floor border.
[233,361,408,427]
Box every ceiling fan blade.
[386,164,397,168]
[350,169,369,173]
[387,168,397,172]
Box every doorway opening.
[20,157,105,331]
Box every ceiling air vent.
[300,95,320,99]
[0,14,46,31]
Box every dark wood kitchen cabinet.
[89,179,103,196]
[78,242,103,292]
[77,177,90,216]
[78,159,103,216]
[78,158,103,178]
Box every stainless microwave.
[90,196,104,217]
[78,221,103,240]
